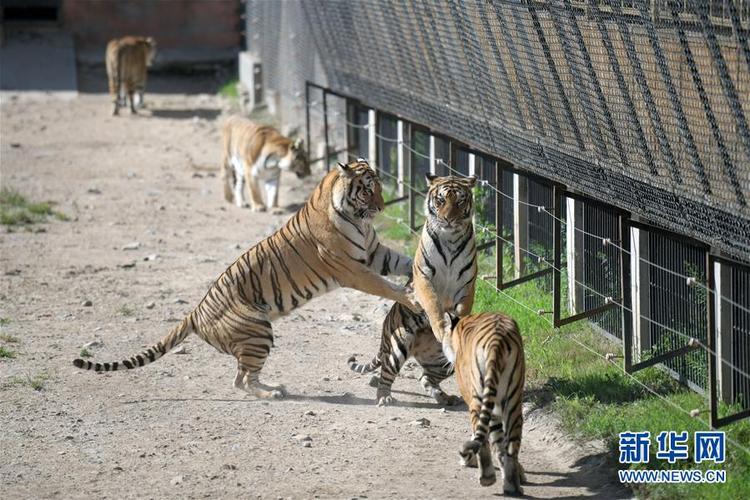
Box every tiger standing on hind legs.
[347,174,477,406]
[445,312,526,496]
[105,36,156,116]
[73,160,419,399]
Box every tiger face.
[425,174,476,227]
[336,159,384,219]
[143,37,157,66]
[280,138,310,179]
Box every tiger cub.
[73,160,418,399]
[347,300,458,406]
[221,117,310,212]
[105,36,156,115]
[413,174,477,349]
[348,174,476,406]
[446,312,526,495]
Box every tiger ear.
[293,138,303,149]
[338,162,355,177]
[425,173,439,185]
[462,175,477,188]
[445,312,460,330]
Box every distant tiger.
[105,36,156,115]
[445,312,526,495]
[221,117,309,212]
[73,160,418,399]
[348,174,476,406]
[347,299,459,406]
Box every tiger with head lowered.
[445,312,526,495]
[106,36,156,115]
[348,174,476,405]
[221,117,309,212]
[73,160,417,399]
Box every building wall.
[61,0,241,63]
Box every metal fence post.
[397,120,409,198]
[305,82,311,168]
[513,174,529,279]
[621,213,634,372]
[707,253,718,427]
[715,259,734,402]
[323,90,330,171]
[553,185,563,327]
[496,160,504,290]
[368,109,377,168]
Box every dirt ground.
[0,74,631,499]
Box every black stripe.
[426,226,447,264]
[450,230,474,265]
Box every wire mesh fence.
[248,0,750,427]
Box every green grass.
[0,333,20,343]
[79,348,93,358]
[0,346,16,359]
[0,317,10,326]
[0,188,68,226]
[2,372,49,391]
[117,305,134,316]
[218,78,239,100]
[375,203,750,499]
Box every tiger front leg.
[264,178,284,215]
[247,175,267,212]
[413,278,447,342]
[128,90,138,114]
[337,268,420,313]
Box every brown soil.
[0,82,630,499]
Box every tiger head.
[425,174,476,228]
[278,137,310,179]
[143,37,157,66]
[334,159,384,220]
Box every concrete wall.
[61,0,241,64]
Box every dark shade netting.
[249,0,750,263]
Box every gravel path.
[0,87,630,499]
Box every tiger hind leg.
[228,316,285,399]
[375,332,415,406]
[490,413,525,495]
[128,89,137,114]
[461,402,497,486]
[413,333,458,406]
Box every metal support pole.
[621,213,633,372]
[323,90,330,172]
[305,82,311,168]
[496,160,504,290]
[553,185,562,327]
[409,126,416,230]
[707,253,718,428]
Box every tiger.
[347,300,459,406]
[412,174,477,350]
[347,174,476,406]
[105,36,156,116]
[221,117,310,212]
[445,312,526,495]
[72,160,418,399]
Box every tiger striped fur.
[412,174,477,349]
[347,175,476,406]
[446,312,526,494]
[221,117,309,212]
[347,299,459,406]
[72,160,418,399]
[105,36,156,116]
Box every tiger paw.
[480,473,497,487]
[377,395,394,406]
[460,441,480,467]
[435,392,463,407]
[271,207,284,215]
[251,205,267,213]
